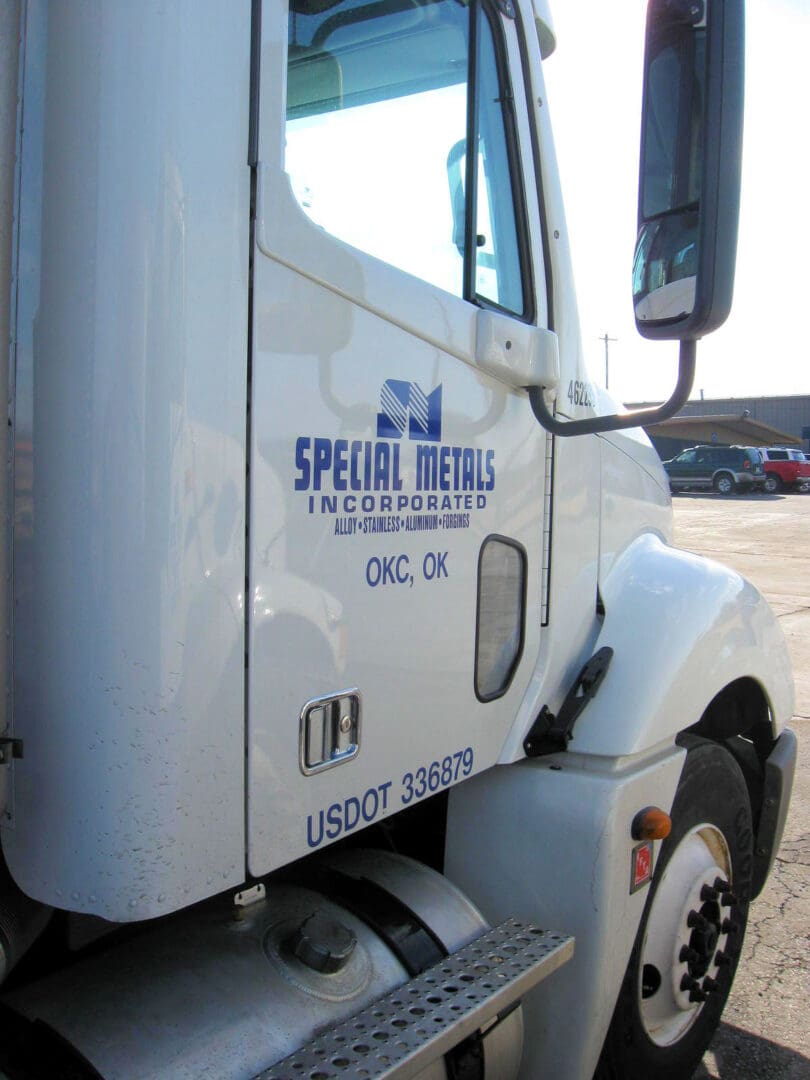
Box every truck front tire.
[596,741,753,1080]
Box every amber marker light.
[631,807,672,841]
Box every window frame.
[282,0,535,323]
[465,0,535,323]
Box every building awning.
[643,413,801,448]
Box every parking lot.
[670,493,810,1079]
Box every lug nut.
[713,878,731,893]
[687,910,709,930]
[681,974,699,992]
[701,884,719,902]
[722,919,739,935]
[689,988,708,1003]
[715,950,732,967]
[703,976,719,993]
[721,892,738,908]
[680,945,700,965]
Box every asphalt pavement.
[671,492,810,1080]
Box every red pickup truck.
[759,447,810,493]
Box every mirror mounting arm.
[528,339,696,437]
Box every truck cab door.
[247,0,552,873]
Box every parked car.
[663,445,766,494]
[758,447,810,493]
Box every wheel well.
[679,677,774,843]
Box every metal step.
[255,917,574,1080]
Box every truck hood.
[592,386,671,499]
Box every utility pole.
[600,333,617,390]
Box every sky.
[541,0,810,405]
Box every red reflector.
[631,841,654,893]
[744,459,751,469]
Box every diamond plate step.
[255,917,574,1080]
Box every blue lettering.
[344,797,361,832]
[296,438,493,496]
[485,449,495,491]
[423,551,449,580]
[294,437,311,491]
[373,443,390,490]
[362,788,379,822]
[366,554,410,587]
[313,438,332,491]
[451,446,463,487]
[306,782,395,848]
[462,449,475,490]
[307,810,324,848]
[326,802,342,840]
[333,439,349,490]
[440,446,452,491]
[350,442,363,490]
[417,445,439,491]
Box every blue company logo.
[377,380,442,443]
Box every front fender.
[571,534,794,757]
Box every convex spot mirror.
[633,0,743,340]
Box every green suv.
[663,445,766,495]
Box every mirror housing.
[633,0,744,340]
[530,2,743,438]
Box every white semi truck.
[0,1,797,1078]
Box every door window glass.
[285,0,526,314]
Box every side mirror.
[633,0,744,339]
[531,0,744,437]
